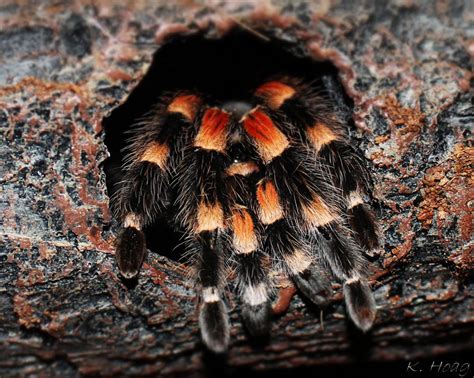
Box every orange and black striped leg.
[229,208,271,338]
[175,106,231,352]
[254,178,331,307]
[243,101,376,328]
[316,141,380,253]
[242,107,334,306]
[254,78,380,254]
[300,122,380,254]
[193,198,230,353]
[268,220,332,308]
[113,94,202,279]
[308,128,380,254]
[113,162,168,279]
[300,175,377,330]
[175,107,230,228]
[315,222,376,331]
[243,107,337,227]
[197,230,230,354]
[224,139,271,338]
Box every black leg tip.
[349,204,380,252]
[343,278,376,332]
[242,301,272,338]
[115,227,147,279]
[293,264,332,308]
[199,300,230,354]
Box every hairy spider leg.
[243,107,333,307]
[252,85,377,331]
[255,79,380,253]
[176,107,231,352]
[224,130,273,338]
[113,94,201,278]
[111,74,382,351]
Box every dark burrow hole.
[102,30,354,262]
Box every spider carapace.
[111,76,380,353]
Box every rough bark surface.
[0,0,472,376]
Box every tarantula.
[111,76,380,353]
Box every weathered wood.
[0,0,472,376]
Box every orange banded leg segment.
[243,107,289,163]
[255,179,284,225]
[302,195,339,230]
[316,138,380,253]
[167,94,201,121]
[306,122,342,153]
[305,119,379,254]
[114,92,203,275]
[140,141,170,170]
[230,208,258,254]
[196,201,225,233]
[194,107,229,152]
[182,108,231,353]
[254,81,296,109]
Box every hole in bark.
[102,30,353,261]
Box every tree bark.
[0,0,472,376]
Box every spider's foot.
[293,263,332,308]
[343,277,376,332]
[242,301,272,338]
[199,293,230,354]
[115,226,146,279]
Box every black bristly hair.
[111,76,380,353]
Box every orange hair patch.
[306,122,340,152]
[231,209,258,254]
[255,81,296,109]
[167,94,201,121]
[140,141,170,170]
[284,249,312,274]
[225,162,259,177]
[243,108,289,162]
[194,108,229,152]
[196,201,224,232]
[303,195,337,228]
[256,180,284,225]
